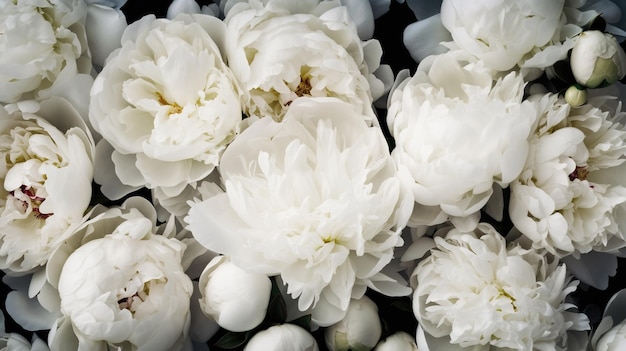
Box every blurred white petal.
[341,0,375,39]
[562,251,618,290]
[6,291,58,331]
[86,4,127,68]
[403,14,450,63]
[83,0,128,10]
[167,0,201,19]
[405,0,442,20]
[370,0,391,18]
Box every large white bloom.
[412,224,589,351]
[0,98,94,274]
[52,212,194,351]
[440,0,581,75]
[224,0,388,123]
[510,94,626,257]
[89,13,242,202]
[387,51,536,228]
[186,97,413,326]
[0,0,92,105]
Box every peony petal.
[86,4,128,69]
[405,0,442,20]
[369,0,390,19]
[561,251,618,290]
[341,0,375,39]
[167,0,202,19]
[6,290,58,331]
[403,14,450,63]
[83,0,128,10]
[603,289,626,323]
[94,140,142,200]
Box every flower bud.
[570,30,626,88]
[244,324,319,351]
[324,296,382,351]
[198,256,272,332]
[564,85,587,107]
[373,332,419,351]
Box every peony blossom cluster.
[2,0,626,350]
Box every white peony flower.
[52,212,194,351]
[0,0,93,105]
[186,97,413,326]
[412,223,589,351]
[89,13,242,202]
[439,0,580,75]
[324,295,382,351]
[224,0,387,123]
[373,331,418,351]
[596,319,626,351]
[244,323,319,351]
[510,93,626,257]
[0,98,94,274]
[570,30,626,88]
[198,255,272,332]
[387,51,537,228]
[590,289,626,351]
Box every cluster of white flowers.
[2,0,626,350]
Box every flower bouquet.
[2,0,626,350]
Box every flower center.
[295,76,312,97]
[157,93,183,115]
[117,281,150,313]
[568,165,588,181]
[9,185,52,220]
[494,286,518,312]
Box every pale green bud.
[564,85,587,107]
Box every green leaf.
[267,291,288,322]
[214,331,251,350]
[290,314,312,331]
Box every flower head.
[54,211,193,351]
[187,97,413,326]
[0,0,92,104]
[412,223,589,350]
[224,0,385,123]
[89,13,242,202]
[440,0,579,74]
[387,51,537,228]
[510,93,626,257]
[0,99,94,273]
